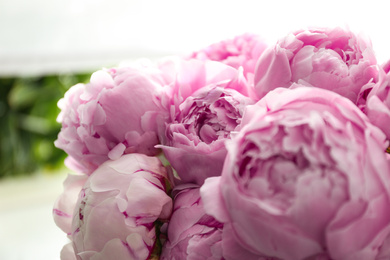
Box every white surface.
[0,171,69,260]
[1,0,390,76]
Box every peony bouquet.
[53,27,390,260]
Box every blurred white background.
[0,0,389,259]
[1,0,390,76]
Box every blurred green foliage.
[0,73,91,178]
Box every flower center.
[181,92,242,144]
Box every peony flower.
[363,68,390,141]
[160,185,223,260]
[53,173,87,235]
[65,153,173,260]
[55,63,170,175]
[188,33,268,84]
[254,27,377,102]
[158,59,255,185]
[201,86,390,260]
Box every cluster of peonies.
[53,27,390,260]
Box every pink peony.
[158,59,255,185]
[55,63,170,175]
[363,68,390,141]
[254,27,377,102]
[188,33,267,83]
[64,154,173,260]
[160,185,223,260]
[201,86,390,260]
[53,173,87,236]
